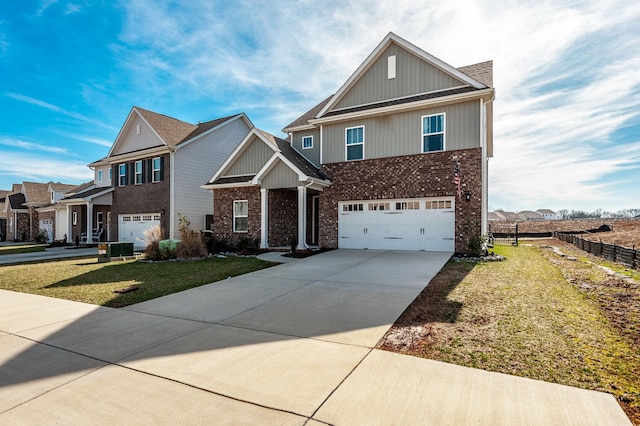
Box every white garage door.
[39,219,53,242]
[338,198,455,252]
[119,214,160,248]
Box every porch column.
[66,205,73,243]
[260,188,269,249]
[297,185,307,251]
[86,202,93,244]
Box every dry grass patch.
[0,256,275,308]
[0,244,47,255]
[378,244,640,424]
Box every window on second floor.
[152,157,161,182]
[135,160,143,185]
[109,167,112,182]
[302,136,313,149]
[97,169,103,182]
[345,126,364,161]
[118,164,127,187]
[422,113,445,152]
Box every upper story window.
[345,126,364,161]
[422,113,445,152]
[118,164,127,187]
[233,200,248,233]
[109,167,112,182]
[302,136,313,149]
[97,170,103,182]
[135,160,143,185]
[152,157,161,182]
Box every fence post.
[515,224,518,246]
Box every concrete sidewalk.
[0,246,97,265]
[0,250,631,425]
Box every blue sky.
[1,0,639,212]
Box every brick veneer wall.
[111,154,171,241]
[268,189,297,247]
[15,213,29,241]
[319,148,483,253]
[212,187,261,247]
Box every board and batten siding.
[173,117,251,234]
[225,136,274,176]
[334,44,464,111]
[113,115,164,155]
[261,160,299,189]
[321,100,480,164]
[291,130,320,166]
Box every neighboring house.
[518,210,544,221]
[35,182,78,242]
[536,209,558,220]
[204,32,495,253]
[494,210,520,222]
[58,181,113,244]
[3,182,53,241]
[86,106,253,248]
[487,211,502,222]
[0,190,9,241]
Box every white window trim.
[118,164,127,187]
[72,211,78,226]
[233,200,248,233]
[302,135,313,149]
[134,160,143,185]
[152,157,161,183]
[97,169,103,182]
[421,113,446,153]
[345,125,365,161]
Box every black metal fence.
[556,232,639,269]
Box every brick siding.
[268,189,297,247]
[319,148,483,253]
[212,186,261,247]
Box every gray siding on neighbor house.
[321,100,481,164]
[261,160,299,189]
[225,136,274,176]
[113,115,164,155]
[334,44,465,111]
[173,117,251,233]
[291,130,320,166]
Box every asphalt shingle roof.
[8,193,26,210]
[22,182,50,205]
[135,107,198,148]
[457,61,493,87]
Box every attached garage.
[39,219,53,242]
[338,197,455,252]
[118,213,160,248]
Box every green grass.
[0,244,47,255]
[0,256,276,308]
[379,244,640,422]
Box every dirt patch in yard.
[377,243,640,424]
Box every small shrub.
[237,237,249,252]
[35,230,49,244]
[176,213,207,258]
[143,224,164,261]
[467,235,485,257]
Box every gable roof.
[283,34,493,132]
[22,182,50,205]
[49,182,79,192]
[8,193,26,210]
[135,107,198,148]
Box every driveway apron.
[0,250,631,425]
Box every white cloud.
[37,0,59,15]
[0,152,92,184]
[0,137,68,155]
[64,3,82,14]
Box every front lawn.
[0,256,276,308]
[378,244,640,424]
[0,244,47,255]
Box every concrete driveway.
[0,250,631,425]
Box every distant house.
[536,209,558,220]
[494,210,520,221]
[35,182,78,242]
[3,182,57,241]
[518,210,544,221]
[487,211,502,221]
[0,190,9,241]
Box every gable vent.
[388,55,396,79]
[136,124,141,135]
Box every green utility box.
[159,239,181,252]
[98,242,134,263]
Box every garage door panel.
[338,198,454,252]
[119,214,160,248]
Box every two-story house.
[204,33,494,253]
[84,106,253,248]
[3,182,57,241]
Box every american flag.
[454,161,462,199]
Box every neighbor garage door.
[39,219,53,242]
[118,213,160,248]
[338,198,455,251]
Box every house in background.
[204,32,495,253]
[85,106,253,248]
[3,182,60,241]
[35,182,78,242]
[536,209,558,220]
[518,210,544,221]
[493,210,520,222]
[0,190,9,241]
